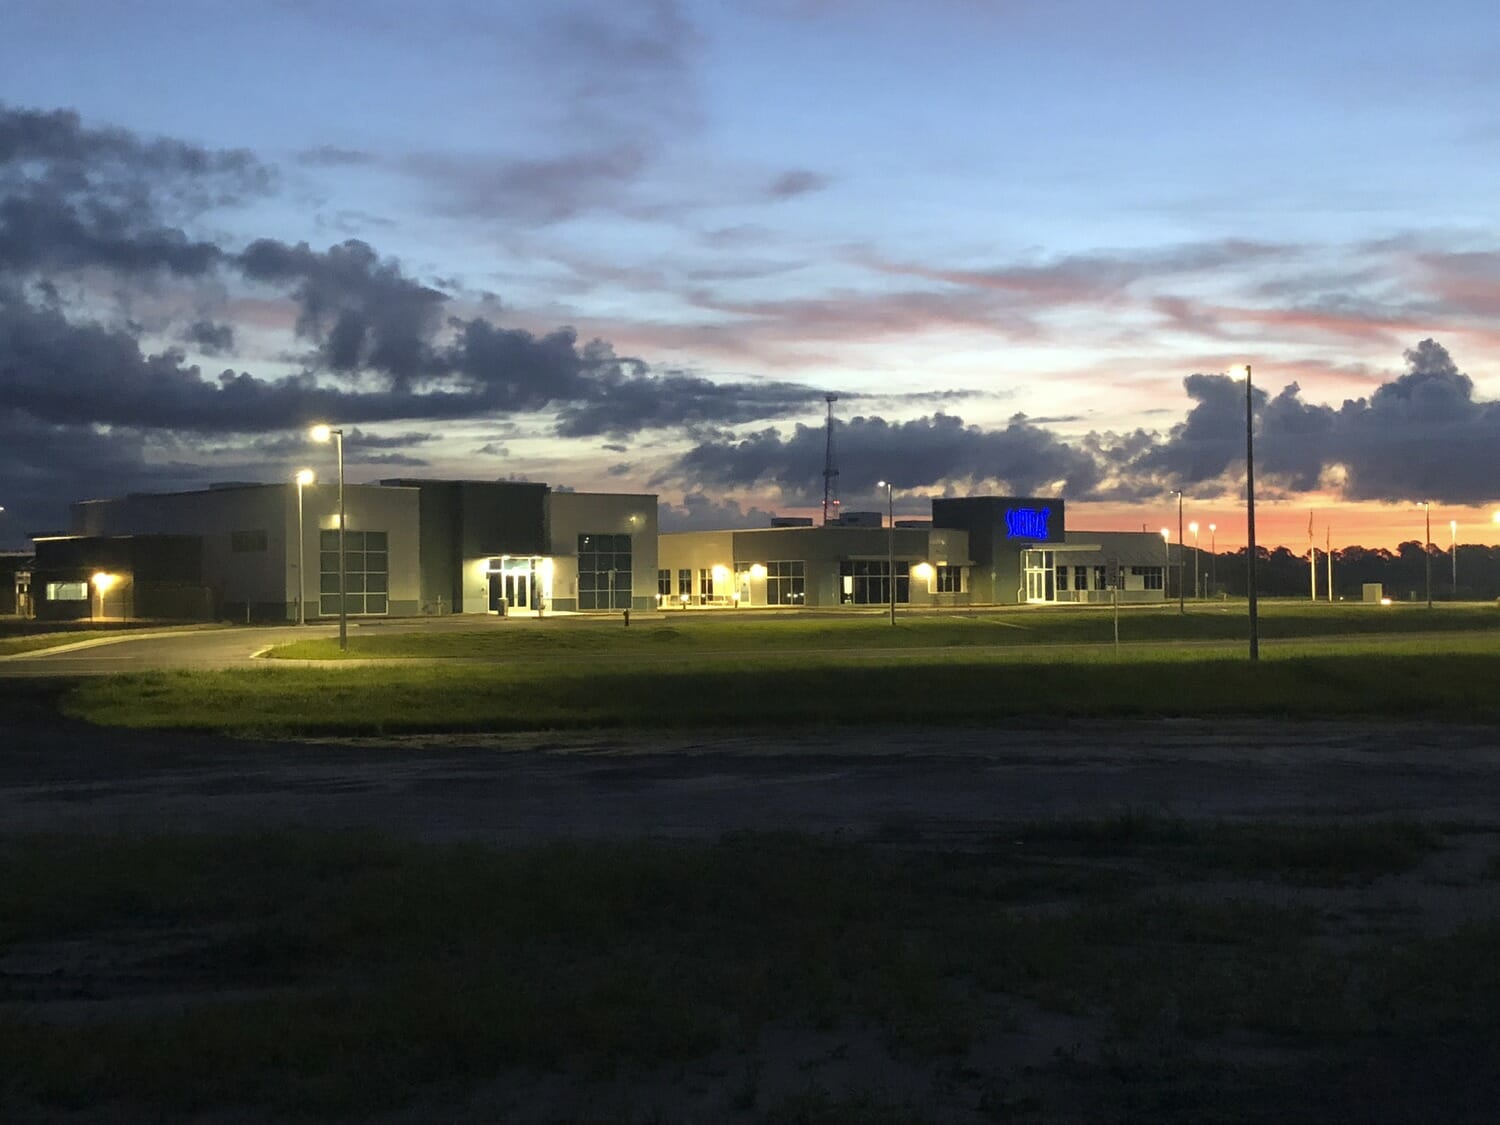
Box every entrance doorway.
[487,557,543,615]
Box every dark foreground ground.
[5,682,1500,1122]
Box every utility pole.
[821,395,839,526]
[1175,490,1184,615]
[1244,364,1259,662]
[1424,502,1432,609]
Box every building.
[382,480,658,614]
[30,478,656,621]
[0,552,34,617]
[657,496,1169,608]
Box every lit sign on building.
[1005,507,1052,540]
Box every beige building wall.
[546,491,659,611]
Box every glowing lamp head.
[1209,523,1217,533]
[295,469,315,487]
[91,571,118,593]
[711,564,729,583]
[912,562,934,580]
[310,424,332,443]
[1160,527,1170,542]
[1188,521,1199,535]
[749,563,767,579]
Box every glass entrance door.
[504,572,530,611]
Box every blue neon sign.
[1005,507,1052,540]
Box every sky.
[3,0,1500,552]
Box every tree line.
[1184,542,1500,601]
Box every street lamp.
[295,469,315,626]
[1421,501,1432,609]
[1233,363,1260,661]
[1159,527,1170,602]
[1450,519,1458,597]
[1189,521,1200,599]
[310,424,346,650]
[877,480,895,625]
[1171,490,1185,614]
[1208,523,1217,597]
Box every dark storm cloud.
[1120,340,1500,504]
[554,368,823,438]
[182,318,234,355]
[0,103,269,278]
[666,412,1103,504]
[658,492,779,531]
[237,238,448,384]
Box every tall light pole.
[1239,364,1259,662]
[1189,520,1200,600]
[1422,501,1432,609]
[1450,519,1458,597]
[311,425,346,650]
[1171,490,1185,613]
[1159,527,1170,602]
[295,469,315,626]
[877,480,895,625]
[1209,523,1217,597]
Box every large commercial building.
[21,483,1168,620]
[657,496,1171,608]
[30,479,656,621]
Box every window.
[677,569,691,597]
[46,581,88,601]
[1056,566,1069,591]
[231,529,267,553]
[936,564,963,593]
[838,560,910,605]
[319,529,389,615]
[1131,565,1164,591]
[1075,566,1089,591]
[766,560,805,605]
[658,569,671,597]
[1094,566,1108,591]
[698,568,715,601]
[578,533,632,610]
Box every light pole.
[1422,501,1432,609]
[311,425,346,651]
[1189,520,1200,599]
[1209,523,1217,597]
[1450,519,1458,597]
[1238,363,1259,661]
[1159,527,1170,602]
[1172,490,1185,614]
[295,469,315,626]
[877,480,895,625]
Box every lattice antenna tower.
[821,394,840,526]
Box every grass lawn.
[1,821,1495,1122]
[267,601,1500,662]
[67,631,1500,735]
[0,622,224,657]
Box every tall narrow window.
[577,533,632,610]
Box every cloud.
[182,318,234,355]
[765,169,830,199]
[237,237,449,384]
[0,102,269,279]
[658,491,780,531]
[295,144,375,167]
[1118,339,1500,504]
[664,411,1103,504]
